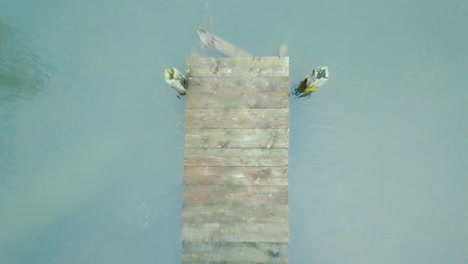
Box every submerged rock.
[0,21,50,102]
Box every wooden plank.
[185,129,289,148]
[187,76,289,93]
[183,222,288,242]
[186,92,288,109]
[197,27,251,57]
[183,185,288,205]
[183,202,288,225]
[184,166,288,185]
[184,148,288,167]
[186,108,289,129]
[187,56,289,77]
[183,185,289,242]
[182,242,288,263]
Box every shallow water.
[1,1,467,263]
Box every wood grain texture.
[183,222,289,243]
[182,242,288,263]
[187,76,289,93]
[183,202,288,225]
[187,56,289,77]
[184,166,288,185]
[184,148,288,167]
[186,108,289,129]
[186,92,288,109]
[185,128,289,148]
[183,185,288,205]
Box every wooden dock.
[182,55,290,263]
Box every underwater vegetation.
[0,20,49,102]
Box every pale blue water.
[1,1,467,263]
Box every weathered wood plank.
[182,242,288,263]
[187,56,289,77]
[185,129,289,148]
[183,202,288,224]
[187,76,289,93]
[183,222,289,242]
[186,109,289,129]
[183,185,288,205]
[184,148,288,167]
[184,166,288,185]
[197,27,251,57]
[186,92,288,109]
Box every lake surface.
[1,1,466,263]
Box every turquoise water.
[1,1,466,263]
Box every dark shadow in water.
[0,20,50,102]
[291,80,313,99]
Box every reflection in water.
[0,20,50,101]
